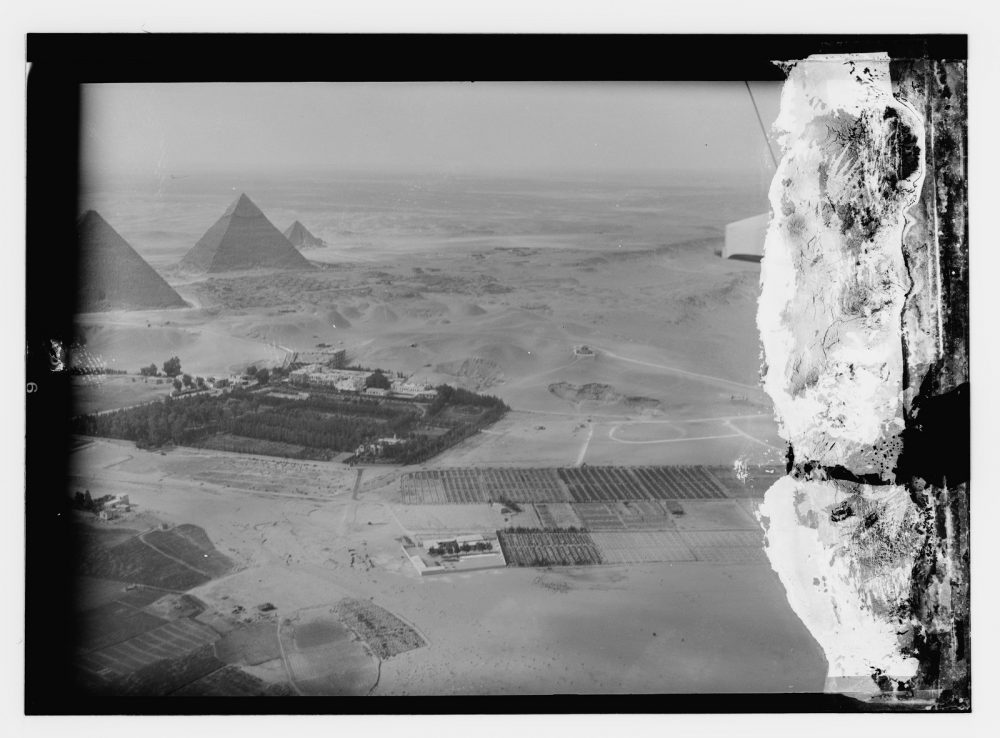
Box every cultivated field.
[79,617,221,677]
[590,531,696,564]
[72,374,174,415]
[331,597,426,659]
[173,664,292,696]
[282,608,378,696]
[498,529,604,567]
[399,465,768,505]
[72,515,286,696]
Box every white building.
[289,365,368,391]
[391,380,428,395]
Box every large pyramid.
[180,193,314,272]
[283,220,327,249]
[77,210,188,312]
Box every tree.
[182,373,194,388]
[366,370,391,390]
[139,363,158,377]
[196,376,206,389]
[246,365,258,376]
[173,378,182,393]
[256,368,270,385]
[163,356,182,377]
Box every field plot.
[331,598,426,660]
[198,433,324,461]
[173,664,291,696]
[497,529,603,567]
[669,500,760,531]
[678,530,764,548]
[684,546,769,564]
[613,500,677,530]
[393,503,536,536]
[78,601,169,653]
[72,374,172,416]
[214,621,282,666]
[400,467,569,504]
[79,526,233,591]
[678,529,768,565]
[573,503,626,530]
[591,531,696,564]
[559,466,730,502]
[282,612,378,696]
[79,617,221,677]
[166,453,347,497]
[534,503,582,530]
[399,466,764,504]
[74,576,135,613]
[477,467,569,503]
[399,470,449,503]
[97,644,225,696]
[535,500,677,531]
[143,525,234,578]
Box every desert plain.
[68,172,827,695]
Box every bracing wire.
[744,80,778,170]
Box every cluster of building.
[401,534,507,576]
[98,494,131,521]
[389,379,436,399]
[289,365,369,391]
[355,434,405,457]
[288,365,437,399]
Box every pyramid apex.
[224,192,264,217]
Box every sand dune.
[454,302,487,316]
[365,304,400,324]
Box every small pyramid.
[77,211,188,312]
[180,194,314,272]
[284,220,326,250]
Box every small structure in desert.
[402,534,506,576]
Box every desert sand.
[70,173,823,694]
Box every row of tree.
[426,384,507,415]
[139,355,182,378]
[73,382,509,464]
[223,408,399,452]
[69,367,128,376]
[428,540,494,556]
[256,390,416,419]
[71,388,418,453]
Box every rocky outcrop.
[755,53,968,706]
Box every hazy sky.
[82,82,781,180]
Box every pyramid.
[77,210,188,312]
[180,194,314,272]
[283,220,327,249]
